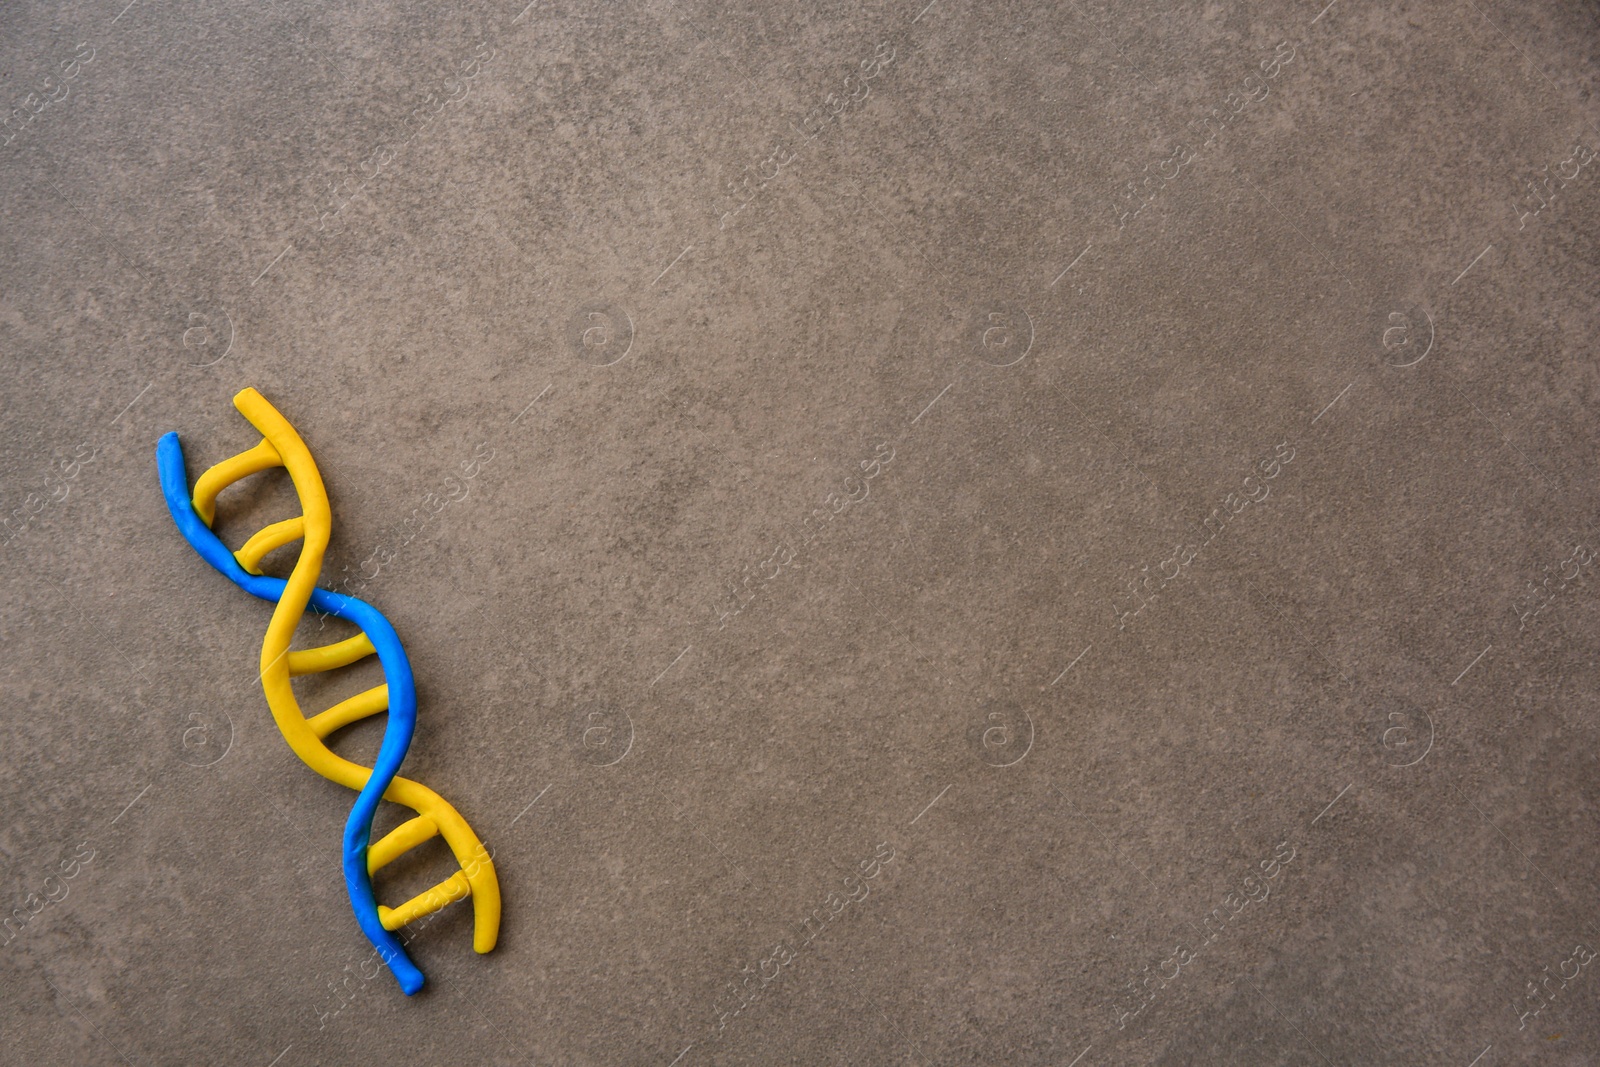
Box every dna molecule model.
[157,388,500,995]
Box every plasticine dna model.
[157,388,499,995]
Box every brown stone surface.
[3,0,1599,1063]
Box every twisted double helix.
[157,388,499,995]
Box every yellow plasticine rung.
[287,632,376,676]
[367,814,439,875]
[307,684,390,740]
[378,871,472,931]
[191,437,282,527]
[235,516,306,575]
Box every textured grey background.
[3,0,1600,1064]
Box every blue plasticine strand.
[157,432,426,995]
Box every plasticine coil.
[157,388,499,994]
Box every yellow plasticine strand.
[287,632,377,676]
[173,387,500,976]
[225,388,501,956]
[379,871,472,930]
[192,437,282,527]
[306,685,390,740]
[234,516,305,574]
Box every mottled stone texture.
[3,0,1599,1064]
